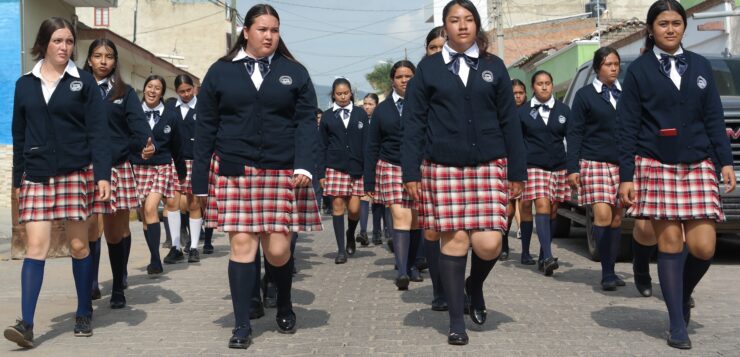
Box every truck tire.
[585,206,599,261]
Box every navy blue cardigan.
[168,99,196,160]
[364,97,402,191]
[129,104,184,178]
[317,106,368,179]
[193,53,318,195]
[617,50,733,182]
[12,67,110,187]
[566,85,619,173]
[518,100,570,171]
[400,52,526,182]
[105,85,153,166]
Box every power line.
[263,0,430,13]
[121,10,224,37]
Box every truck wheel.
[585,205,599,261]
[554,213,571,238]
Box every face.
[244,14,280,58]
[444,4,476,52]
[512,84,526,107]
[177,83,195,104]
[597,53,620,86]
[144,79,164,108]
[426,36,445,56]
[46,28,74,67]
[392,67,414,98]
[532,74,553,103]
[650,10,685,53]
[87,45,115,80]
[333,84,352,107]
[363,98,377,117]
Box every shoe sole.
[74,330,93,337]
[4,329,33,348]
[228,342,251,349]
[396,277,410,290]
[544,262,559,276]
[277,327,296,334]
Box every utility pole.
[404,48,408,60]
[596,0,601,45]
[133,0,139,43]
[230,0,237,47]
[490,0,504,61]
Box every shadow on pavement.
[402,308,514,336]
[212,306,329,339]
[591,305,704,340]
[33,307,147,347]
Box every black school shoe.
[448,331,469,345]
[371,231,383,245]
[395,275,410,291]
[74,316,93,337]
[276,309,297,334]
[634,272,653,297]
[147,263,163,276]
[110,291,126,309]
[356,232,370,246]
[542,257,559,276]
[91,286,102,300]
[163,247,185,264]
[409,266,423,282]
[188,248,200,263]
[345,230,356,256]
[4,320,33,348]
[203,243,215,254]
[229,325,252,349]
[666,332,691,350]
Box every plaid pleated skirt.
[174,159,194,194]
[419,158,509,232]
[522,167,571,202]
[419,160,436,230]
[92,161,139,214]
[204,156,322,233]
[324,168,364,197]
[627,156,723,222]
[375,159,414,207]
[578,159,620,207]
[133,163,175,201]
[18,167,95,223]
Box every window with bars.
[94,7,110,27]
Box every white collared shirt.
[392,91,403,114]
[30,59,80,104]
[233,48,274,90]
[654,46,684,89]
[441,42,479,87]
[176,96,197,119]
[333,102,353,128]
[530,96,555,125]
[142,102,165,129]
[592,78,622,109]
[97,77,113,98]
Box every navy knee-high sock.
[107,241,126,293]
[520,221,533,259]
[384,208,392,233]
[162,216,171,242]
[393,229,410,277]
[72,255,93,317]
[180,212,189,232]
[371,203,384,234]
[204,228,214,247]
[146,223,162,266]
[123,235,131,279]
[657,251,688,341]
[534,214,552,260]
[332,215,345,254]
[359,200,369,234]
[468,252,498,309]
[347,218,359,238]
[633,239,655,277]
[252,246,262,302]
[594,225,612,281]
[439,253,467,334]
[89,239,101,290]
[502,226,510,253]
[228,260,255,335]
[424,239,444,300]
[266,261,293,314]
[683,254,711,309]
[21,258,45,325]
[608,227,622,273]
[409,229,422,269]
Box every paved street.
[1,212,739,356]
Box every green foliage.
[365,59,394,95]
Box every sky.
[236,0,435,93]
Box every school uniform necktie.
[340,108,350,120]
[245,57,270,77]
[395,98,404,115]
[447,52,479,75]
[99,83,109,98]
[659,53,687,77]
[533,104,550,113]
[601,84,621,103]
[145,110,160,125]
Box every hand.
[366,191,375,199]
[319,178,326,189]
[97,180,111,201]
[197,195,208,208]
[141,137,155,160]
[404,181,422,201]
[14,188,20,198]
[509,181,524,198]
[618,182,635,207]
[568,173,580,190]
[722,165,736,193]
[292,174,310,188]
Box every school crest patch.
[164,125,171,134]
[697,75,707,89]
[481,70,494,83]
[530,108,538,119]
[113,98,123,104]
[279,75,293,85]
[558,115,566,124]
[193,114,197,120]
[358,121,364,130]
[70,81,83,92]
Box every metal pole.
[230,0,237,46]
[596,0,601,45]
[494,0,504,61]
[133,0,138,43]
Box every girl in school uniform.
[518,70,571,276]
[402,0,526,345]
[357,93,379,246]
[617,0,735,349]
[365,60,423,289]
[193,4,321,349]
[4,17,111,346]
[318,78,369,264]
[361,93,389,246]
[84,38,155,309]
[567,47,625,290]
[132,75,185,275]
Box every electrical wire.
[262,0,430,13]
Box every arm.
[192,66,220,195]
[363,107,382,192]
[400,70,429,183]
[617,68,642,183]
[86,76,112,183]
[125,88,155,155]
[12,83,25,188]
[494,62,527,182]
[566,92,587,175]
[293,74,319,179]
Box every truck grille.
[725,115,740,166]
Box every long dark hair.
[83,38,126,101]
[330,77,355,104]
[531,70,553,87]
[221,4,299,64]
[592,46,621,73]
[389,60,416,96]
[174,74,194,91]
[442,0,490,57]
[425,26,446,48]
[363,93,379,105]
[31,17,76,61]
[644,0,686,50]
[142,75,167,104]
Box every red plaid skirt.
[523,167,571,202]
[627,156,723,222]
[419,159,508,232]
[93,161,139,214]
[578,160,620,207]
[419,160,436,230]
[324,168,364,197]
[133,163,175,201]
[375,160,414,207]
[174,159,193,194]
[204,157,219,229]
[18,167,95,223]
[205,156,322,233]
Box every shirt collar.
[592,77,621,93]
[392,91,403,103]
[142,102,165,116]
[530,96,555,109]
[97,77,113,90]
[29,59,80,79]
[176,95,197,109]
[653,46,684,61]
[332,102,353,113]
[232,48,275,63]
[441,42,479,64]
